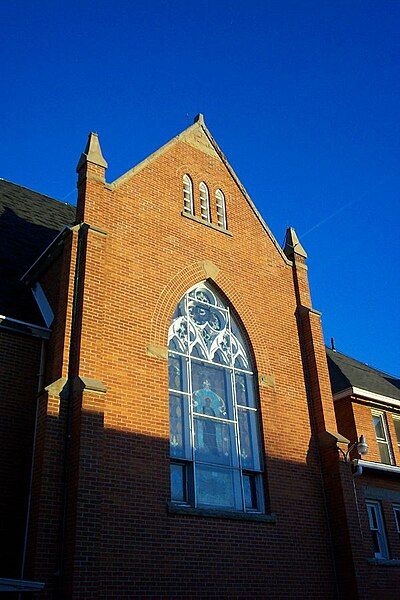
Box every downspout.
[55,222,88,597]
[19,337,46,593]
[291,272,340,599]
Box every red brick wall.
[31,129,342,597]
[334,394,400,598]
[0,329,41,578]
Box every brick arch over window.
[149,260,272,376]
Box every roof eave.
[20,225,73,285]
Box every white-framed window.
[372,411,394,465]
[183,174,194,215]
[215,189,227,229]
[366,500,389,559]
[392,415,400,449]
[393,504,400,540]
[199,182,210,222]
[168,281,264,513]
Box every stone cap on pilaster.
[76,132,108,173]
[283,227,307,260]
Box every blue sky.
[1,1,399,374]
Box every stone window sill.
[167,502,277,523]
[367,558,400,566]
[181,210,233,237]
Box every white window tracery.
[168,281,264,512]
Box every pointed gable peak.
[179,113,219,160]
[193,113,205,125]
[76,132,108,173]
[283,227,307,259]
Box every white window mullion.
[366,500,389,559]
[372,411,394,465]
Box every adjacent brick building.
[0,115,398,598]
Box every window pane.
[170,463,186,502]
[235,372,256,408]
[168,282,265,513]
[238,408,261,471]
[367,504,378,529]
[169,394,191,460]
[372,531,381,555]
[378,441,391,465]
[373,414,385,440]
[243,473,259,510]
[195,464,242,509]
[366,501,389,559]
[194,417,237,467]
[230,320,250,369]
[168,299,188,353]
[192,360,234,419]
[394,508,400,532]
[168,354,188,392]
[394,419,400,445]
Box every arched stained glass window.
[183,174,194,214]
[199,182,210,222]
[215,189,227,229]
[168,281,264,512]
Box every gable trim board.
[334,386,400,408]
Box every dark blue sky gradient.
[1,1,399,374]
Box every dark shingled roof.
[327,348,400,402]
[0,179,76,324]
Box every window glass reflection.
[195,465,242,509]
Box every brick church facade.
[0,115,399,598]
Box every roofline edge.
[333,386,400,407]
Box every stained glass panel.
[169,394,191,460]
[230,320,250,369]
[235,372,256,408]
[192,360,233,420]
[168,298,188,353]
[194,417,237,467]
[195,465,242,509]
[168,354,188,392]
[238,408,261,470]
[168,282,264,512]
